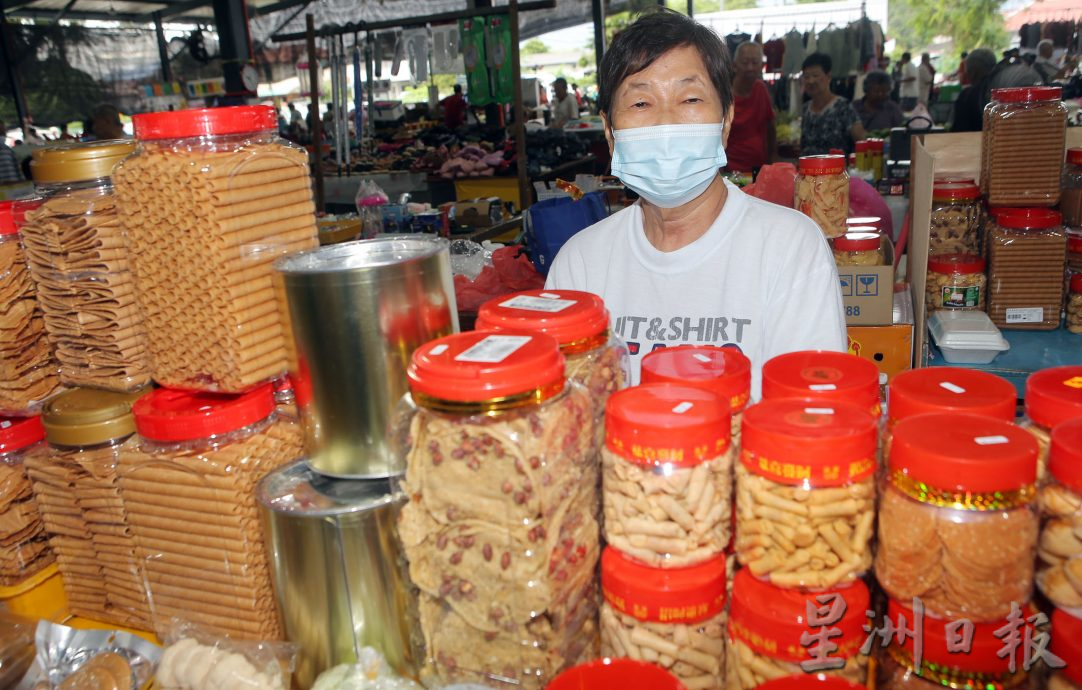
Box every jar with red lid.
[475,289,629,421]
[112,106,319,393]
[986,207,1066,330]
[1061,147,1082,226]
[1020,365,1082,480]
[1037,419,1082,611]
[761,350,882,419]
[877,413,1038,621]
[395,331,599,688]
[981,86,1068,207]
[795,155,849,239]
[726,569,870,689]
[925,253,986,315]
[0,415,53,585]
[1068,226,1082,274]
[118,383,303,640]
[603,384,732,568]
[548,658,686,690]
[930,181,981,255]
[736,399,877,590]
[1050,609,1082,690]
[1068,273,1082,334]
[757,676,866,690]
[831,231,884,267]
[600,547,726,689]
[867,138,885,181]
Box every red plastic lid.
[605,384,731,467]
[1049,419,1082,493]
[728,569,870,664]
[799,154,846,175]
[1052,608,1082,685]
[854,140,872,153]
[991,85,1062,103]
[1071,273,1082,294]
[546,659,687,690]
[133,384,276,442]
[994,207,1063,230]
[932,182,980,202]
[888,367,1016,424]
[407,331,564,403]
[756,676,866,690]
[926,253,985,275]
[890,413,1037,493]
[0,416,45,453]
[640,345,751,413]
[601,547,726,623]
[833,231,882,252]
[1025,366,1082,429]
[761,351,881,414]
[1069,229,1082,253]
[867,138,885,152]
[1068,147,1082,166]
[934,174,976,185]
[475,290,609,350]
[133,105,278,140]
[0,200,19,236]
[741,399,877,486]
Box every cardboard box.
[847,324,913,383]
[453,197,502,228]
[839,234,895,326]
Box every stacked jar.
[1020,365,1082,480]
[1069,227,1082,274]
[758,676,866,690]
[1038,419,1082,611]
[726,569,870,689]
[0,415,53,586]
[986,207,1067,330]
[549,658,686,690]
[1051,609,1082,690]
[795,155,849,239]
[925,253,986,314]
[761,350,882,420]
[981,86,1068,207]
[1069,274,1082,334]
[1061,147,1082,226]
[929,181,981,255]
[113,106,319,392]
[396,331,599,689]
[831,231,884,267]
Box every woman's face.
[802,65,830,98]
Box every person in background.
[918,53,935,105]
[726,41,776,173]
[989,48,1042,90]
[572,83,584,109]
[322,103,335,130]
[550,77,579,129]
[58,124,76,141]
[800,53,866,156]
[90,104,126,140]
[898,52,919,110]
[1033,40,1075,84]
[440,84,468,128]
[951,48,996,132]
[853,71,904,130]
[0,120,21,183]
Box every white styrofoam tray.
[927,311,1011,365]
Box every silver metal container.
[276,236,458,478]
[258,461,418,690]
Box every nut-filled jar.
[0,415,53,586]
[736,399,877,590]
[831,231,884,267]
[395,331,599,689]
[726,569,869,689]
[0,201,59,414]
[1020,365,1082,481]
[877,413,1038,621]
[987,207,1066,330]
[113,106,318,392]
[119,384,304,640]
[1037,419,1082,611]
[1062,147,1082,226]
[1068,273,1082,335]
[23,387,150,629]
[930,181,982,255]
[981,86,1068,207]
[600,547,726,689]
[795,155,849,239]
[1050,609,1082,690]
[925,253,987,314]
[761,350,882,419]
[1068,227,1082,273]
[603,384,732,569]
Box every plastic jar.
[119,384,304,640]
[1069,274,1082,334]
[831,231,884,267]
[0,201,59,414]
[726,569,869,690]
[0,415,53,586]
[758,676,866,690]
[1037,419,1082,611]
[113,106,319,393]
[761,350,882,419]
[1050,609,1082,690]
[981,86,1068,207]
[930,181,981,256]
[475,289,629,421]
[1020,365,1082,481]
[1068,227,1082,274]
[986,207,1066,330]
[603,384,732,568]
[548,658,686,690]
[877,413,1038,621]
[396,331,599,689]
[23,387,150,629]
[925,253,987,314]
[867,139,885,181]
[1061,147,1082,226]
[600,548,726,689]
[795,155,849,238]
[736,399,877,590]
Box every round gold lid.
[42,386,149,447]
[30,139,135,184]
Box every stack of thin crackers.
[981,89,1068,207]
[0,419,54,586]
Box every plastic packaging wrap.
[877,413,1038,621]
[1036,419,1082,612]
[29,619,162,689]
[929,182,981,255]
[1069,227,1082,273]
[113,106,319,392]
[795,155,848,238]
[1068,273,1082,334]
[986,207,1066,330]
[0,612,34,689]
[925,253,986,314]
[760,350,882,419]
[831,231,884,267]
[1063,148,1082,226]
[736,399,877,590]
[981,86,1068,207]
[1020,366,1082,482]
[0,416,54,586]
[156,620,296,690]
[311,648,423,690]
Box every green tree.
[523,38,550,55]
[889,0,1008,60]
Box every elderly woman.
[545,9,846,397]
[800,53,867,155]
[853,71,905,130]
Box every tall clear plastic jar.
[119,384,304,640]
[930,181,981,255]
[831,231,884,266]
[925,253,986,314]
[761,350,882,419]
[1050,608,1082,690]
[0,201,59,413]
[600,547,726,689]
[981,86,1068,207]
[603,384,732,568]
[987,207,1066,330]
[1061,147,1082,226]
[23,387,149,629]
[795,155,849,239]
[0,415,53,586]
[1069,274,1082,334]
[726,568,870,690]
[877,413,1038,621]
[18,141,150,393]
[736,399,877,590]
[395,331,599,689]
[113,106,319,393]
[1037,419,1082,611]
[1020,365,1082,481]
[1068,227,1082,274]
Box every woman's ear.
[721,105,735,148]
[602,111,615,157]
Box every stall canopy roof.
[1005,0,1082,31]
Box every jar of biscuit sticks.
[795,155,849,239]
[981,86,1068,207]
[113,106,319,393]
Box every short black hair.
[453,84,462,93]
[598,8,732,119]
[902,52,912,61]
[864,70,892,90]
[802,52,832,75]
[554,77,567,87]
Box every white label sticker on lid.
[0,421,10,429]
[809,384,837,391]
[805,407,835,415]
[693,353,712,363]
[429,344,449,356]
[499,295,577,313]
[539,292,562,299]
[455,335,532,363]
[1005,307,1044,324]
[939,381,966,394]
[672,402,694,414]
[974,435,1010,445]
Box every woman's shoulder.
[732,187,830,245]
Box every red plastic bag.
[454,247,544,312]
[742,163,797,208]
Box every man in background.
[952,48,996,132]
[550,77,579,129]
[90,104,126,140]
[0,119,22,183]
[726,42,776,173]
[918,53,935,105]
[440,84,468,128]
[898,52,919,110]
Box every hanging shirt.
[726,32,752,57]
[782,30,806,75]
[727,80,776,172]
[764,39,786,72]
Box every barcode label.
[1005,308,1043,324]
[499,295,576,313]
[939,382,966,394]
[672,402,694,414]
[456,335,532,363]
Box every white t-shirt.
[900,63,920,99]
[545,180,848,400]
[918,64,934,103]
[552,95,579,126]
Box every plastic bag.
[26,620,161,689]
[742,163,797,208]
[848,176,893,239]
[155,620,297,690]
[524,192,607,274]
[356,179,389,240]
[449,239,487,280]
[310,648,422,690]
[453,247,544,312]
[0,612,34,689]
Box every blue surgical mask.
[610,123,727,208]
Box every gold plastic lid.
[30,139,135,184]
[43,386,149,447]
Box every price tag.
[455,335,532,363]
[499,295,576,313]
[974,435,1010,445]
[809,384,837,391]
[1005,308,1044,324]
[693,353,712,363]
[672,402,694,414]
[939,381,966,394]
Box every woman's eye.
[685,97,702,104]
[631,101,647,109]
